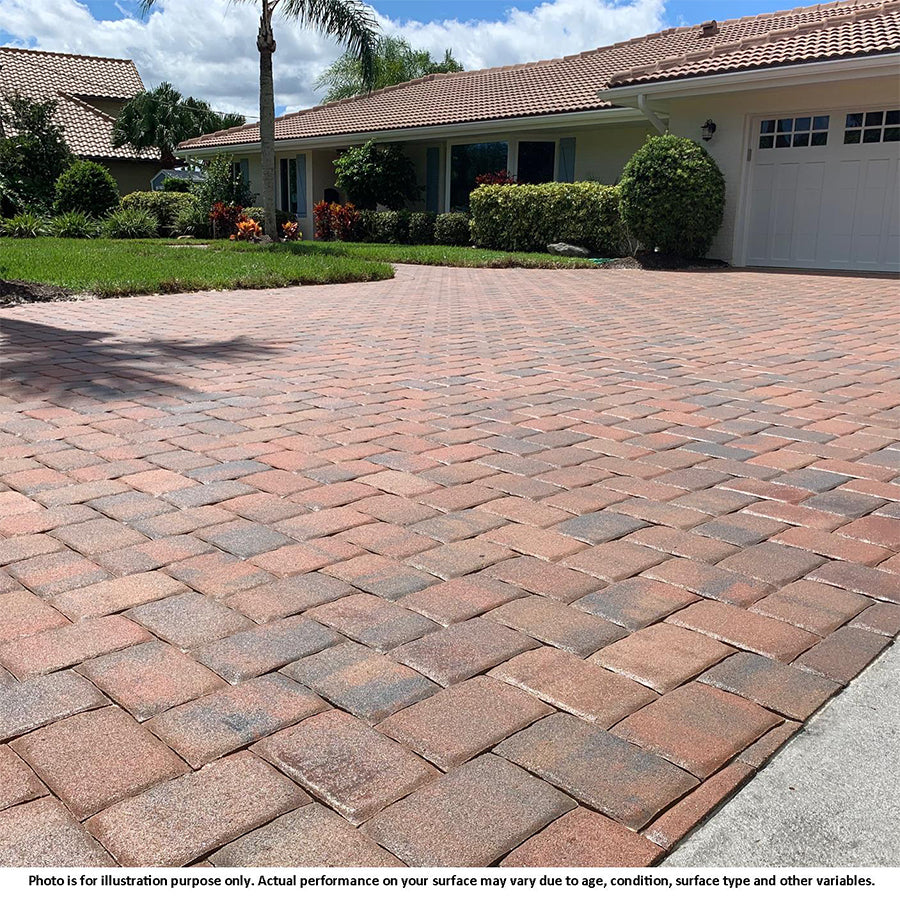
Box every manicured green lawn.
[0,238,393,297]
[0,237,596,298]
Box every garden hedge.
[619,134,725,258]
[469,182,623,255]
[121,191,198,236]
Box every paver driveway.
[0,265,897,867]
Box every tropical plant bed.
[0,238,393,299]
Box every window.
[844,110,900,144]
[449,141,508,210]
[517,141,555,184]
[758,115,829,149]
[279,155,307,216]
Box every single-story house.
[0,46,159,195]
[178,0,899,272]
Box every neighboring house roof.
[179,0,900,151]
[0,46,156,160]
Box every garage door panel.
[746,109,899,271]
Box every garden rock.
[547,243,591,258]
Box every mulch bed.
[597,251,728,271]
[0,280,93,308]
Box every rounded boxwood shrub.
[434,212,471,246]
[55,160,119,218]
[619,134,725,258]
[470,182,623,255]
[103,207,159,239]
[121,191,198,236]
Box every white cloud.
[0,0,666,117]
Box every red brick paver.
[0,265,896,866]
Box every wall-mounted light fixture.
[701,119,717,141]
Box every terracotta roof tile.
[0,46,153,160]
[179,0,899,151]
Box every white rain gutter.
[636,93,667,134]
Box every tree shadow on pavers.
[0,318,281,402]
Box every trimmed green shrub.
[0,211,49,237]
[434,212,472,246]
[371,210,410,244]
[173,202,211,238]
[103,207,159,239]
[49,210,99,238]
[469,182,622,255]
[161,177,193,192]
[619,134,725,258]
[55,160,119,218]
[121,191,198,236]
[353,209,377,242]
[241,207,294,235]
[333,141,420,210]
[408,211,436,245]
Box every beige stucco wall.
[663,74,900,262]
[100,159,158,195]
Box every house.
[178,0,900,272]
[150,168,205,191]
[0,46,159,195]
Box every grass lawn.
[0,238,393,297]
[0,237,597,298]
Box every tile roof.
[180,0,900,151]
[0,46,155,160]
[609,0,900,86]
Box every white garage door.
[745,108,900,271]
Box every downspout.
[636,93,667,134]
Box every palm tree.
[112,82,245,167]
[139,1,378,237]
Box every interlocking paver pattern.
[0,266,896,865]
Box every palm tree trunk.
[257,3,277,239]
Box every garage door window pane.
[846,113,863,128]
[863,129,882,143]
[760,119,776,134]
[844,130,862,144]
[865,111,884,126]
[813,116,830,130]
[884,127,900,142]
[776,134,791,148]
[759,135,774,149]
[811,132,828,147]
[794,117,811,132]
[792,132,810,147]
[777,119,793,132]
[886,110,900,125]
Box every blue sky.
[0,1,802,115]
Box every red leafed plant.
[314,201,359,241]
[332,202,359,241]
[475,169,516,186]
[209,201,244,238]
[231,217,262,241]
[282,220,301,241]
[313,201,334,240]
